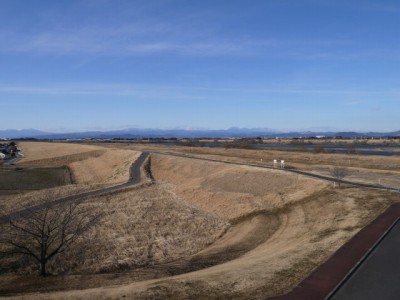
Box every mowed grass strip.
[0,167,72,191]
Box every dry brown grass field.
[260,138,400,145]
[97,141,400,171]
[0,184,227,276]
[151,154,327,220]
[69,149,140,185]
[0,142,141,217]
[17,142,140,186]
[100,142,400,188]
[181,146,400,172]
[1,141,399,299]
[18,142,104,165]
[0,184,93,215]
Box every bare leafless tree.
[329,166,349,187]
[0,201,102,276]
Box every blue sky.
[0,0,399,132]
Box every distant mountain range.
[1,128,400,139]
[0,129,52,139]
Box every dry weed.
[5,183,228,275]
[69,149,140,185]
[151,154,327,220]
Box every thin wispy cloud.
[0,31,253,56]
[0,0,397,60]
[0,23,289,57]
[0,3,358,59]
[1,1,399,132]
[0,83,399,98]
[0,83,194,99]
[1,25,396,60]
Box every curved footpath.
[267,203,400,300]
[154,151,400,299]
[1,149,399,299]
[0,151,150,222]
[3,149,398,222]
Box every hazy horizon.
[1,0,399,132]
[1,126,399,135]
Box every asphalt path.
[1,148,399,298]
[0,151,149,222]
[155,151,400,193]
[0,151,400,222]
[329,218,400,300]
[3,152,24,166]
[2,148,399,222]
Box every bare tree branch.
[329,166,350,187]
[0,200,102,276]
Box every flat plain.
[0,140,399,299]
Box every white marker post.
[273,159,277,168]
[281,160,285,169]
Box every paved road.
[155,151,400,193]
[2,148,398,222]
[0,151,149,222]
[1,148,399,298]
[3,152,24,166]
[153,151,400,300]
[329,218,400,300]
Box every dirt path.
[3,186,393,300]
[1,149,398,299]
[151,213,281,277]
[0,212,280,296]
